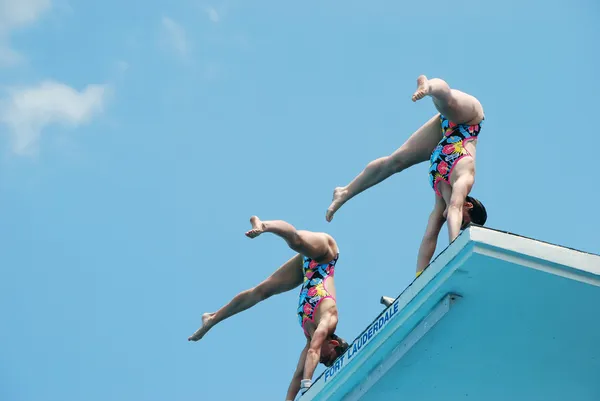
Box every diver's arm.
[285,340,310,401]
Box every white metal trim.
[472,244,600,287]
[470,226,600,274]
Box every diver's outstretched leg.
[188,253,304,341]
[188,216,338,342]
[412,75,484,126]
[326,115,442,222]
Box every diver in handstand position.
[326,75,487,277]
[188,216,349,400]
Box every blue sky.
[1,0,598,400]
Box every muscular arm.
[446,175,474,242]
[303,314,338,381]
[416,200,446,273]
[285,341,310,401]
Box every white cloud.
[206,7,220,23]
[161,17,190,57]
[0,0,51,29]
[0,0,52,66]
[0,81,109,155]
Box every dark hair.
[466,196,487,226]
[331,334,349,360]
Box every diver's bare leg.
[326,115,442,222]
[188,254,304,341]
[412,75,484,125]
[246,216,336,262]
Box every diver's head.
[319,334,349,367]
[461,195,487,229]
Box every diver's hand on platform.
[300,379,312,395]
[290,380,311,401]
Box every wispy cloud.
[0,0,52,66]
[206,7,220,23]
[0,81,109,155]
[160,17,190,57]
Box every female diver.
[326,75,488,276]
[188,216,349,400]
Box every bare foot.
[188,313,214,341]
[326,187,348,222]
[411,75,431,102]
[245,216,266,238]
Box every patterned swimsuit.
[428,114,484,196]
[297,254,338,336]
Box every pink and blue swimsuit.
[428,114,484,196]
[297,254,338,337]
